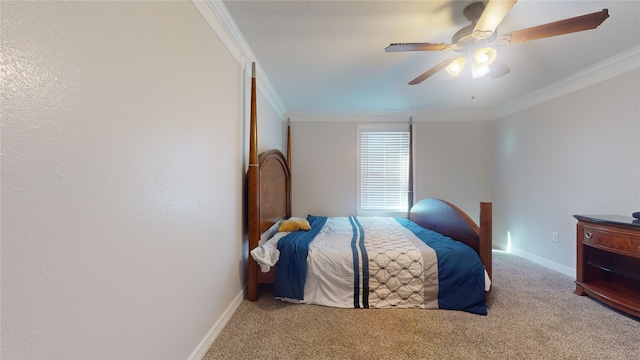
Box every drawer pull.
[585,231,593,239]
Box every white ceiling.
[222,0,640,114]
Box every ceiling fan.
[385,0,609,85]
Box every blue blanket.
[395,218,487,315]
[273,215,327,300]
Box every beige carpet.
[204,251,639,359]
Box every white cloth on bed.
[485,271,491,291]
[250,231,289,272]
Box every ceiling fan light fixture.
[472,62,490,79]
[474,47,497,66]
[445,57,467,77]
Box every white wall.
[290,119,358,217]
[0,1,282,359]
[289,67,639,277]
[289,114,493,223]
[493,69,640,274]
[412,119,494,222]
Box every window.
[357,125,411,216]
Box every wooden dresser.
[574,215,640,317]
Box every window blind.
[359,130,410,212]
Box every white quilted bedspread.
[303,216,439,309]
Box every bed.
[246,63,492,314]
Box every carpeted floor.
[204,251,639,359]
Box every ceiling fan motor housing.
[451,27,497,54]
[463,2,486,22]
[451,2,497,52]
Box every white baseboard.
[187,287,245,360]
[506,248,576,279]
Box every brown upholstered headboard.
[256,149,291,235]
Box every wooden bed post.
[479,202,493,301]
[248,62,260,301]
[287,118,291,169]
[407,117,414,216]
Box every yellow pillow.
[278,218,311,232]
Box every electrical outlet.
[552,232,559,243]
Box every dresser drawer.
[583,225,640,257]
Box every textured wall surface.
[1,1,249,358]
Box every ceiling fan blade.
[385,43,450,52]
[473,0,518,40]
[496,9,609,46]
[489,58,511,79]
[408,58,455,85]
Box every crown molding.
[192,0,287,117]
[496,46,640,118]
[285,111,411,123]
[411,109,498,122]
[285,109,497,122]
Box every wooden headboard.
[247,149,290,300]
